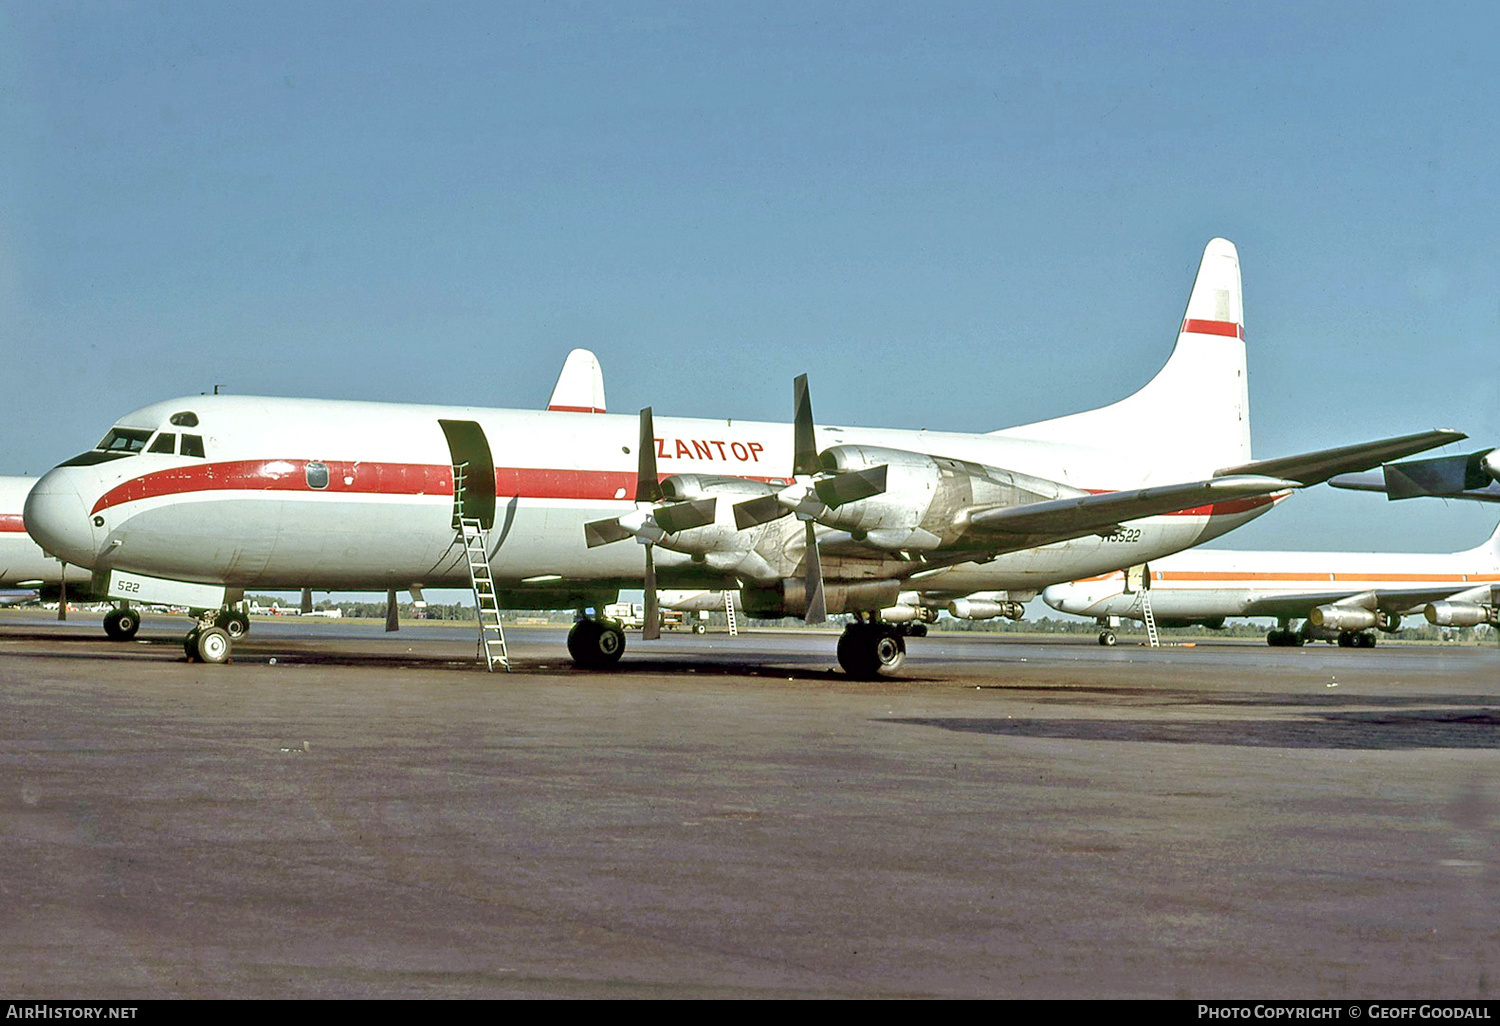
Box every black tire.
[104,608,140,641]
[568,620,626,669]
[195,626,232,664]
[837,624,906,679]
[184,628,202,662]
[218,611,251,639]
[1098,630,1117,647]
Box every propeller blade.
[733,492,791,530]
[642,543,661,639]
[653,496,718,535]
[584,517,634,547]
[637,407,663,503]
[792,374,820,477]
[814,464,888,508]
[803,519,826,624]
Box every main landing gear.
[103,603,250,647]
[567,617,627,670]
[837,619,907,679]
[103,606,141,641]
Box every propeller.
[733,374,889,530]
[582,408,720,640]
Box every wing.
[1214,429,1466,486]
[966,474,1297,542]
[1239,585,1486,620]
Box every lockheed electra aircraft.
[23,239,1463,675]
[1042,519,1500,647]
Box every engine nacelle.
[1308,605,1378,631]
[1424,601,1498,627]
[947,598,1025,620]
[653,474,781,565]
[744,579,902,619]
[812,445,1076,551]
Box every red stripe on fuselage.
[0,513,25,532]
[90,460,775,514]
[1181,318,1244,339]
[546,405,606,413]
[89,458,1284,521]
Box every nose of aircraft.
[24,469,101,568]
[1040,583,1079,613]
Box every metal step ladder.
[460,515,509,672]
[1140,586,1161,648]
[724,590,739,637]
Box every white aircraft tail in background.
[547,348,608,414]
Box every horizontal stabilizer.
[1214,430,1466,487]
[969,474,1297,537]
[1384,448,1495,499]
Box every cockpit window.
[96,428,153,454]
[180,434,206,458]
[170,412,199,427]
[148,433,176,454]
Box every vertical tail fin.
[994,238,1252,477]
[547,349,608,413]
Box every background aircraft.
[24,240,1460,675]
[1330,448,1500,503]
[0,477,92,619]
[1042,520,1500,646]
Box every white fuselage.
[1,477,92,588]
[1042,534,1500,622]
[24,394,1277,601]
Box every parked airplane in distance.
[1,477,93,615]
[1041,520,1500,646]
[1330,447,1500,503]
[24,239,1462,675]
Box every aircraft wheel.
[103,608,140,641]
[195,626,232,664]
[693,623,707,635]
[184,628,202,662]
[1266,630,1287,647]
[1337,631,1356,648]
[837,623,906,679]
[568,619,626,669]
[1358,632,1377,648]
[907,623,928,637]
[1098,630,1117,647]
[218,611,251,639]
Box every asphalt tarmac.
[1,612,1497,998]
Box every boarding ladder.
[724,590,739,637]
[453,461,509,672]
[1140,587,1161,648]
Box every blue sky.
[3,1,1497,557]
